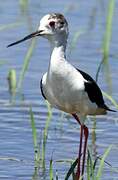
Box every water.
[0,0,118,179]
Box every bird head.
[7,13,69,47]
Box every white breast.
[42,60,96,115]
[41,44,101,116]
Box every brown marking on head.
[48,13,68,26]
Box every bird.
[7,13,115,180]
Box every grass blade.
[7,69,17,103]
[96,0,115,89]
[0,22,22,31]
[102,0,115,61]
[87,150,93,180]
[8,69,17,96]
[96,145,112,180]
[19,0,29,13]
[42,101,52,168]
[68,30,84,54]
[49,158,53,180]
[30,107,37,148]
[102,0,115,91]
[102,91,118,109]
[17,38,36,90]
[65,158,78,180]
[87,151,90,180]
[30,107,40,167]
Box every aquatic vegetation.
[103,91,118,110]
[2,0,118,179]
[65,158,78,180]
[17,39,36,90]
[42,101,52,169]
[96,0,115,91]
[96,146,112,179]
[19,0,29,13]
[68,30,84,56]
[47,145,113,180]
[8,69,17,96]
[0,22,22,31]
[30,102,52,170]
[30,107,40,168]
[49,158,53,180]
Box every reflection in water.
[32,167,39,180]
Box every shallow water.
[0,0,118,179]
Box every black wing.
[77,68,115,112]
[40,78,46,99]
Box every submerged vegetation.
[1,0,118,179]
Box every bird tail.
[102,104,116,112]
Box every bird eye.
[60,21,64,25]
[59,21,65,28]
[49,21,55,27]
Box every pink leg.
[81,125,89,177]
[76,125,84,179]
[72,114,89,180]
[72,114,82,179]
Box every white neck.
[48,36,67,73]
[51,44,66,59]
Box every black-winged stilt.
[7,13,115,179]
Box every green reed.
[87,150,94,180]
[68,30,84,56]
[17,39,36,90]
[87,146,112,180]
[0,22,22,31]
[8,69,17,95]
[42,101,52,169]
[19,0,29,13]
[65,158,78,180]
[96,0,115,90]
[103,91,118,110]
[6,1,116,179]
[49,158,53,180]
[96,145,112,179]
[64,145,112,180]
[29,102,52,171]
[30,107,40,168]
[7,69,17,103]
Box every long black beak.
[7,30,43,48]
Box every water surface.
[0,0,118,179]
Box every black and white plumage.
[76,69,114,112]
[7,13,114,117]
[40,66,114,118]
[38,13,114,120]
[7,13,115,179]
